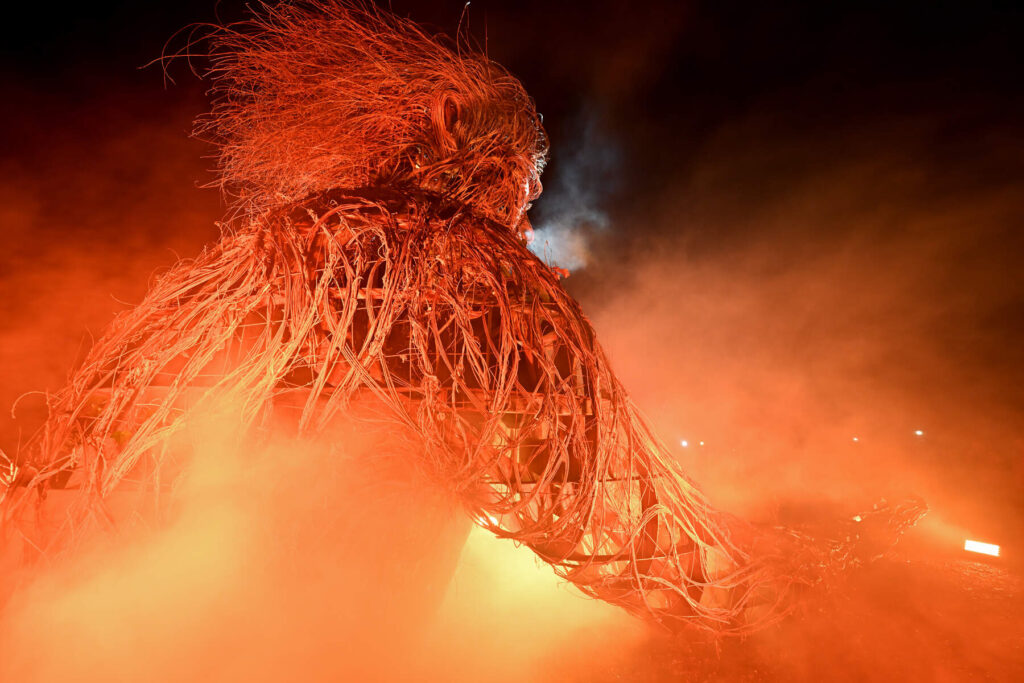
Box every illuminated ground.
[1,454,1020,682]
[400,507,1021,683]
[596,532,1024,681]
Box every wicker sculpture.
[0,1,921,634]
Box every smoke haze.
[1,1,1022,680]
[576,109,1023,539]
[529,110,620,270]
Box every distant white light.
[680,440,689,448]
[852,515,863,522]
[964,540,1000,557]
[852,436,859,442]
[914,429,924,437]
[699,441,705,446]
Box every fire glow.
[964,540,1000,557]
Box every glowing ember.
[964,540,1000,557]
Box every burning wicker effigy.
[0,1,921,634]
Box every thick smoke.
[0,396,643,682]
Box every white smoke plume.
[529,110,620,271]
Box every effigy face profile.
[197,2,548,232]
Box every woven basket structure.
[1,2,923,634]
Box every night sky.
[4,2,1021,196]
[3,0,1021,249]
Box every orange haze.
[1,74,1022,680]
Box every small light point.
[964,540,1000,557]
